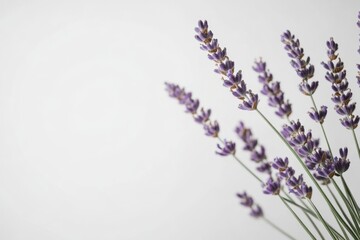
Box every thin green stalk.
[256,109,358,239]
[351,128,360,160]
[279,196,316,240]
[284,192,325,240]
[217,136,263,183]
[327,185,351,240]
[331,179,360,232]
[307,199,337,240]
[282,196,346,239]
[263,217,297,240]
[309,95,333,158]
[341,175,360,219]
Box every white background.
[0,0,360,239]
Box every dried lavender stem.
[263,216,297,240]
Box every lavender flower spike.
[165,82,220,137]
[321,37,360,130]
[253,59,292,118]
[195,20,260,111]
[236,192,264,218]
[235,121,271,176]
[281,30,318,96]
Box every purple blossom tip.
[263,178,281,195]
[334,147,350,175]
[308,106,328,124]
[216,140,236,156]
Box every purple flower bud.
[224,71,242,88]
[308,106,328,124]
[272,157,289,171]
[263,178,281,195]
[185,99,199,114]
[251,146,266,163]
[299,81,319,96]
[231,80,247,99]
[278,167,295,180]
[236,192,254,207]
[204,120,220,137]
[215,60,234,75]
[236,192,264,218]
[290,182,313,199]
[286,174,304,188]
[256,162,272,174]
[334,147,350,174]
[238,92,259,111]
[194,108,211,123]
[216,140,236,156]
[250,205,264,218]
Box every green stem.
[351,128,360,160]
[327,185,351,240]
[307,199,337,240]
[285,192,325,240]
[341,175,360,219]
[331,179,360,232]
[263,217,297,240]
[279,196,316,240]
[309,95,333,158]
[256,109,358,239]
[282,196,346,239]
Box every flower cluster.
[322,37,360,130]
[235,121,271,175]
[281,120,335,184]
[281,30,318,95]
[272,157,313,199]
[236,192,263,218]
[167,13,360,240]
[194,20,259,111]
[253,59,292,118]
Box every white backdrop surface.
[0,0,360,239]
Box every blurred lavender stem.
[263,216,297,240]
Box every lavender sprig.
[253,59,292,119]
[322,37,360,130]
[281,30,318,95]
[235,121,271,176]
[195,20,259,111]
[236,192,263,218]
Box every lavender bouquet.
[165,12,360,240]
